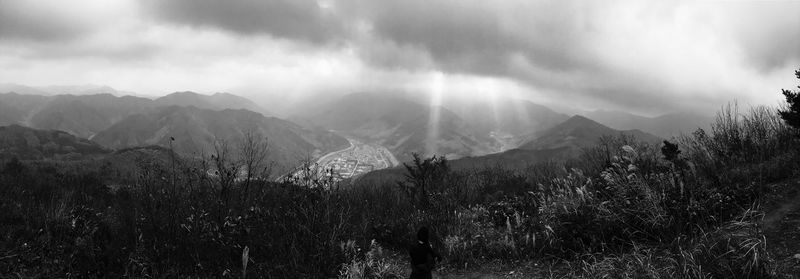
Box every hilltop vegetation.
[2,71,800,278]
[2,99,799,278]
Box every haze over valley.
[0,86,709,180]
[2,1,800,278]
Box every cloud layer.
[0,0,798,115]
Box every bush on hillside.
[2,94,800,277]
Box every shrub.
[681,209,773,279]
[2,100,797,277]
[338,240,406,279]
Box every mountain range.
[518,115,661,151]
[0,87,706,178]
[449,115,661,170]
[0,91,271,138]
[0,125,109,160]
[0,83,143,97]
[361,115,662,182]
[442,97,570,138]
[93,106,347,174]
[585,110,712,139]
[152,91,271,116]
[296,92,497,161]
[0,90,341,173]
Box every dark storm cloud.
[345,0,596,76]
[336,0,799,112]
[726,1,800,72]
[751,32,800,71]
[0,0,796,114]
[145,0,345,44]
[339,0,671,109]
[0,1,90,41]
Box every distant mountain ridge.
[444,115,659,170]
[0,91,272,138]
[154,91,271,116]
[28,94,155,139]
[518,115,661,151]
[0,83,51,96]
[585,110,712,138]
[92,106,348,175]
[299,92,498,161]
[358,115,663,182]
[0,125,109,160]
[0,83,153,97]
[0,86,696,177]
[444,97,570,138]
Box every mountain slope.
[155,91,271,116]
[445,115,662,171]
[92,106,348,174]
[0,125,109,160]
[447,97,569,138]
[27,94,155,138]
[586,110,712,138]
[0,83,50,96]
[0,91,273,138]
[0,101,25,126]
[0,83,123,96]
[300,92,496,161]
[38,84,118,95]
[0,93,50,125]
[519,115,661,151]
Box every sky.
[0,0,798,116]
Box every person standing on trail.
[409,227,441,279]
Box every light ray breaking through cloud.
[0,0,798,116]
[426,72,445,155]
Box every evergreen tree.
[778,68,800,129]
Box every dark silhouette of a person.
[408,227,441,279]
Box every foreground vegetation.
[2,71,800,278]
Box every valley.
[287,137,399,182]
[2,82,797,278]
[0,2,794,276]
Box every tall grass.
[1,102,797,277]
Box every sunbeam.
[426,71,445,156]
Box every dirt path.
[763,185,800,230]
[761,179,800,277]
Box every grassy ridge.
[1,104,798,278]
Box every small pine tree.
[661,140,680,162]
[398,153,449,206]
[778,68,800,129]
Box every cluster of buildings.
[323,157,375,180]
[283,141,395,184]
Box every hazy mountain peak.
[585,109,712,138]
[161,91,202,98]
[561,115,596,125]
[519,114,660,151]
[210,92,237,97]
[154,91,270,116]
[0,83,50,96]
[92,105,347,175]
[39,84,118,95]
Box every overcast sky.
[0,0,798,115]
